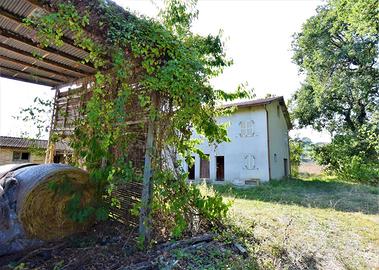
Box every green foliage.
[290,0,378,182]
[26,0,243,238]
[15,97,52,139]
[153,171,230,238]
[291,0,378,133]
[289,138,304,177]
[312,124,379,184]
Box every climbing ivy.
[26,0,249,239]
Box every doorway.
[284,158,288,178]
[188,156,195,180]
[216,156,224,181]
[200,154,210,179]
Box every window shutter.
[246,120,254,136]
[240,121,247,137]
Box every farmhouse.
[0,136,71,165]
[183,96,292,185]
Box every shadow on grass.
[214,178,379,215]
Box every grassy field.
[3,177,377,270]
[215,178,379,270]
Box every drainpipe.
[264,105,271,180]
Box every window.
[239,120,254,137]
[244,154,256,170]
[13,151,30,162]
[277,105,280,117]
[200,154,210,178]
[54,154,64,164]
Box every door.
[284,158,288,178]
[216,156,224,181]
[200,155,210,179]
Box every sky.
[0,0,331,142]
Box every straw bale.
[0,164,95,255]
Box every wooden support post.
[45,89,59,163]
[139,93,158,248]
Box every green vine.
[26,0,250,239]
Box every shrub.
[289,138,304,177]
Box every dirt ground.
[0,221,250,270]
[298,162,324,175]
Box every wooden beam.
[0,71,57,87]
[0,27,95,72]
[45,88,60,163]
[0,64,64,84]
[0,54,74,82]
[52,75,95,91]
[139,92,158,248]
[0,42,87,77]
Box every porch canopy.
[0,0,146,230]
[0,0,98,88]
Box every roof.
[223,96,293,130]
[223,96,284,108]
[0,136,71,151]
[0,0,99,87]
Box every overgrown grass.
[216,177,378,214]
[214,177,379,270]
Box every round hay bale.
[13,164,95,241]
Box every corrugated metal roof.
[0,0,96,87]
[0,136,71,151]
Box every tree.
[291,0,378,134]
[290,0,379,183]
[289,138,304,177]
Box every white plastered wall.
[266,101,290,180]
[184,106,271,184]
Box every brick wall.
[0,148,13,165]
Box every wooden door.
[200,155,210,178]
[216,156,224,181]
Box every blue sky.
[0,0,330,142]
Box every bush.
[312,130,379,185]
[152,170,231,239]
[337,156,379,185]
[289,138,304,177]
